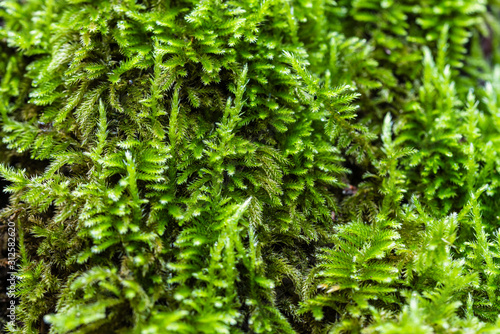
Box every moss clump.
[1,1,500,333]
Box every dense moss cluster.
[2,0,500,333]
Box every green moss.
[1,0,500,333]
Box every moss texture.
[2,0,500,333]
